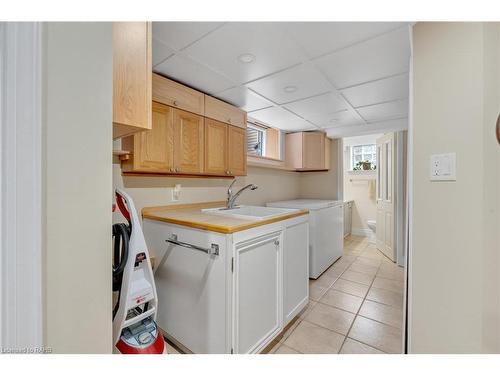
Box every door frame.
[0,22,44,351]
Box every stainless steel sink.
[202,205,299,220]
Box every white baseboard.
[351,228,371,237]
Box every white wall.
[410,22,500,353]
[113,139,340,221]
[44,23,113,353]
[343,134,381,232]
[299,139,340,199]
[113,164,301,220]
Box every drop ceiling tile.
[248,107,316,131]
[183,22,305,84]
[284,92,348,121]
[153,22,223,51]
[315,27,410,89]
[313,110,366,128]
[341,74,409,108]
[357,99,408,122]
[286,22,405,58]
[152,37,175,66]
[246,64,332,104]
[216,87,273,112]
[154,55,234,95]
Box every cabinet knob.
[175,167,180,173]
[173,100,178,107]
[274,239,280,246]
[228,118,231,124]
[170,167,174,172]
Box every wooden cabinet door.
[153,73,205,116]
[173,108,204,174]
[113,22,152,139]
[123,102,173,173]
[205,95,246,128]
[233,233,282,353]
[204,119,228,175]
[227,126,247,176]
[303,132,325,169]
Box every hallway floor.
[266,235,405,354]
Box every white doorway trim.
[0,22,43,351]
[395,131,407,267]
[403,23,414,354]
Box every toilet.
[367,220,376,244]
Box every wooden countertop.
[142,201,309,234]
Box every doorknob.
[496,114,500,145]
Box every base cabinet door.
[283,221,309,325]
[233,233,282,354]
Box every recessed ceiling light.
[283,85,298,93]
[237,53,255,64]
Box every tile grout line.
[337,252,381,353]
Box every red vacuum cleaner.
[112,188,166,354]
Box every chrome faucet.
[226,179,258,209]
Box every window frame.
[246,123,266,157]
[350,143,377,170]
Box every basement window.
[247,123,265,156]
[246,122,282,160]
[351,144,377,169]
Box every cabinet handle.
[166,234,219,256]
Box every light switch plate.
[430,153,456,181]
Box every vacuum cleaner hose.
[112,223,130,318]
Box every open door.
[376,133,396,261]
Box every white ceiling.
[153,22,410,136]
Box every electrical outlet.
[172,184,181,201]
[430,153,456,181]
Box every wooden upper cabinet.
[173,109,204,174]
[113,22,152,139]
[228,126,247,176]
[152,73,204,116]
[302,132,325,169]
[285,131,329,171]
[205,95,246,128]
[204,119,228,175]
[122,102,173,173]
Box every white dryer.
[267,199,343,279]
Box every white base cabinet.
[143,214,308,354]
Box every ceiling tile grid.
[152,22,411,133]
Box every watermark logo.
[1,346,52,354]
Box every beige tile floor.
[267,235,405,354]
[165,235,405,355]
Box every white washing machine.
[267,199,344,279]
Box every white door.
[233,233,282,353]
[376,133,396,261]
